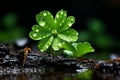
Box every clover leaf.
[29,10,78,52]
[63,42,94,58]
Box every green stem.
[51,48,55,60]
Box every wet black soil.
[0,44,120,80]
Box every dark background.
[0,0,120,52]
[0,0,120,37]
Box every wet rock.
[0,44,9,58]
[0,44,120,76]
[95,58,120,74]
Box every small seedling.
[63,42,94,58]
[29,10,78,52]
[17,46,31,67]
[29,9,94,58]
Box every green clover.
[29,10,78,52]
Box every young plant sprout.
[17,46,31,67]
[29,10,78,52]
[29,9,94,58]
[63,42,94,58]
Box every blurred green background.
[0,0,120,59]
[0,12,25,43]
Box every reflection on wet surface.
[0,70,120,80]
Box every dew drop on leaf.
[39,20,45,27]
[64,13,67,16]
[45,45,49,49]
[56,15,59,18]
[60,23,62,26]
[91,49,95,52]
[67,23,72,26]
[60,11,64,14]
[55,20,57,23]
[32,33,37,37]
[40,49,44,52]
[62,20,65,23]
[66,16,75,27]
[43,12,47,16]
[35,29,39,32]
[70,18,74,22]
[58,43,62,47]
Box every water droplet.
[33,33,37,37]
[55,20,57,23]
[60,11,64,14]
[43,12,47,16]
[66,39,69,42]
[45,45,49,49]
[70,18,74,22]
[62,42,65,45]
[60,23,62,26]
[67,17,75,27]
[62,20,65,23]
[67,17,74,26]
[35,29,39,32]
[39,21,45,27]
[58,43,62,47]
[76,32,78,35]
[67,22,72,27]
[40,49,44,52]
[92,50,94,52]
[56,15,59,18]
[76,69,88,73]
[64,14,66,16]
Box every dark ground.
[0,44,120,80]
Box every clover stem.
[51,48,55,60]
